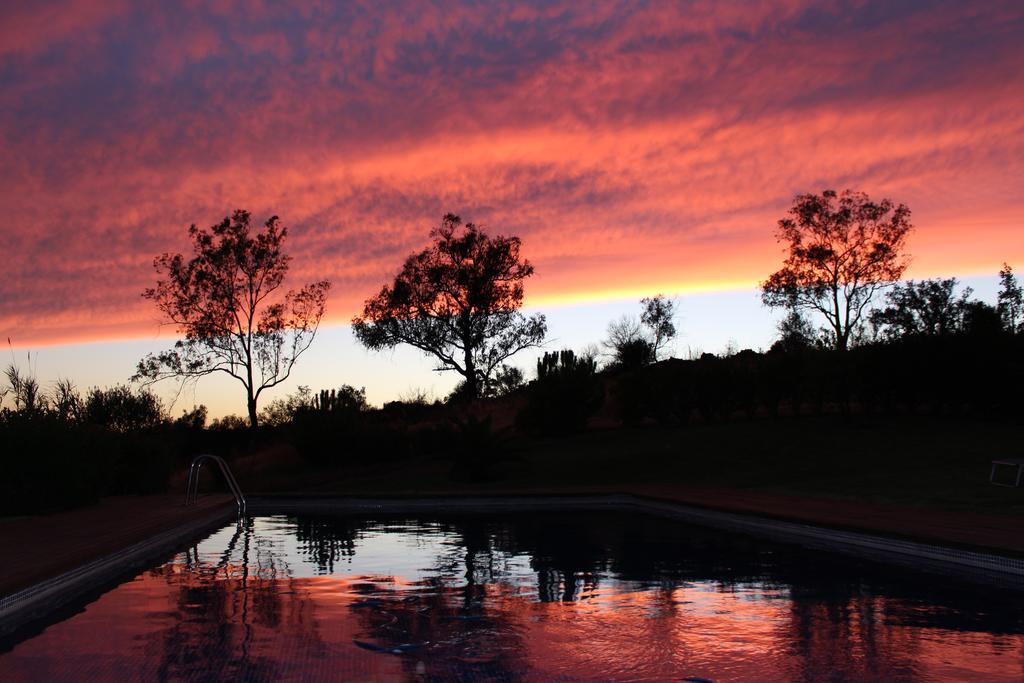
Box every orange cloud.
[1,1,1022,346]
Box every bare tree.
[603,315,655,369]
[134,210,330,427]
[761,189,913,351]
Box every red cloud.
[2,1,1023,345]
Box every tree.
[998,263,1023,334]
[352,213,546,399]
[603,295,676,369]
[134,210,330,428]
[640,294,677,359]
[447,364,525,401]
[603,316,656,370]
[869,278,972,341]
[962,300,1004,338]
[761,189,913,351]
[770,309,819,353]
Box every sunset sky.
[2,1,1022,415]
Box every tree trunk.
[247,395,259,429]
[463,345,478,399]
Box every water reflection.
[1,512,1022,682]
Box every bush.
[84,385,166,432]
[0,414,104,514]
[0,413,183,515]
[517,350,603,436]
[289,385,377,465]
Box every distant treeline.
[3,269,1022,514]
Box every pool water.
[1,512,1022,682]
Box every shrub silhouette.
[517,350,603,436]
[310,386,368,416]
[84,385,166,432]
[290,385,373,465]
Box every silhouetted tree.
[489,364,525,396]
[998,263,1023,334]
[604,315,656,369]
[259,385,313,426]
[352,214,546,399]
[762,189,913,351]
[604,296,677,368]
[869,278,972,340]
[640,294,677,359]
[770,310,820,353]
[174,405,208,430]
[962,300,1003,338]
[134,210,330,428]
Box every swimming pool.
[1,510,1022,681]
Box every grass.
[248,413,1024,518]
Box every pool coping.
[0,504,236,639]
[3,493,1022,638]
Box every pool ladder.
[185,454,246,515]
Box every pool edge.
[0,504,236,638]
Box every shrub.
[0,414,104,514]
[84,385,166,432]
[517,350,603,436]
[290,385,376,465]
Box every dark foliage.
[446,364,525,402]
[640,294,677,359]
[762,189,913,351]
[175,405,208,430]
[289,385,377,465]
[447,414,507,481]
[604,316,657,370]
[998,263,1023,334]
[135,210,330,427]
[770,310,821,353]
[0,411,198,515]
[615,332,1024,426]
[869,278,973,340]
[517,350,603,436]
[614,337,657,370]
[84,384,166,432]
[0,413,106,514]
[352,214,546,399]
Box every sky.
[1,1,1022,416]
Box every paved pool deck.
[0,494,233,598]
[1,487,1021,599]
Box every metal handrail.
[185,454,246,515]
